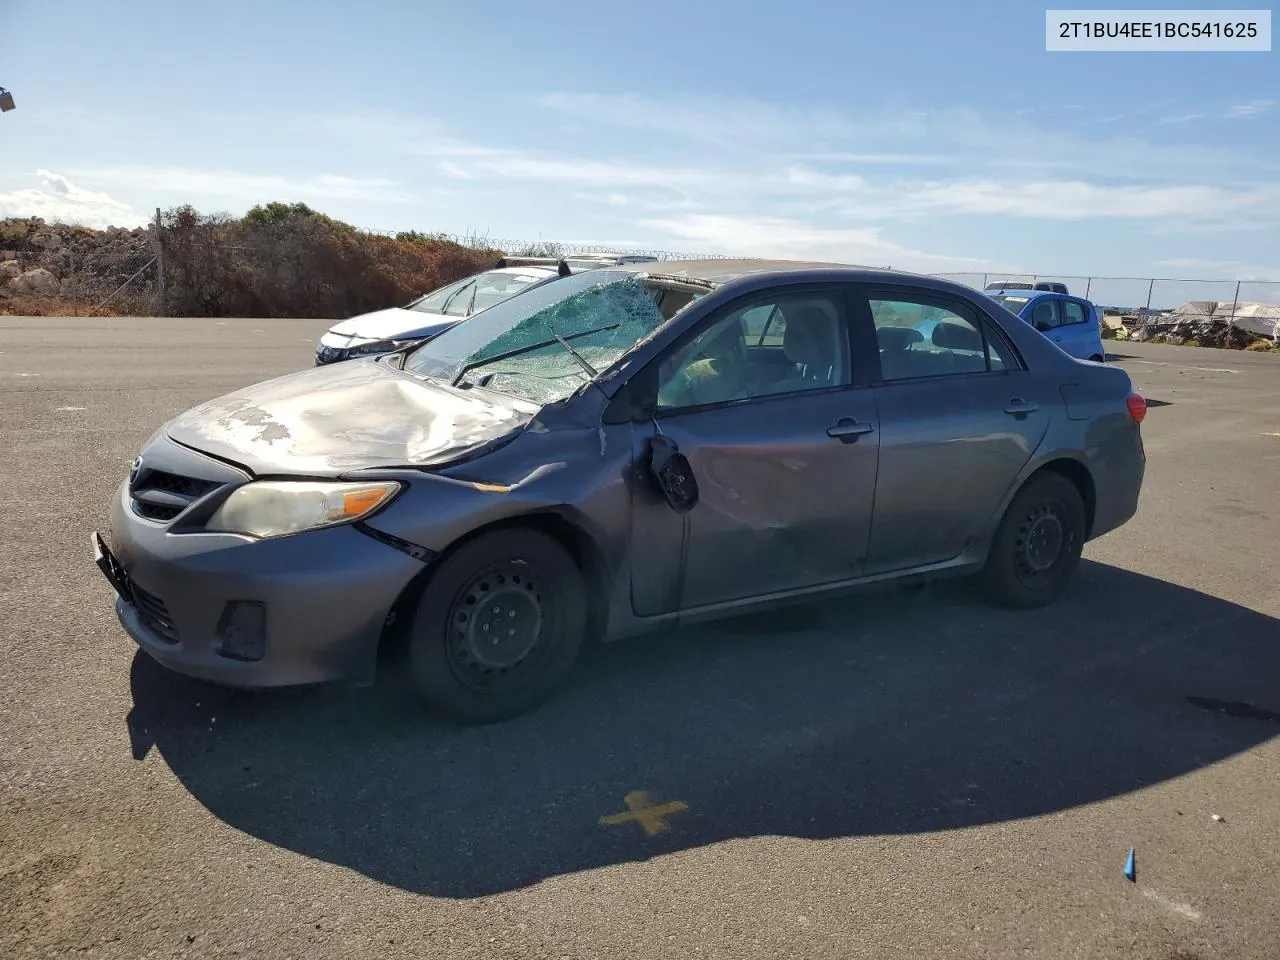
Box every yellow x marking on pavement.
[599,790,688,836]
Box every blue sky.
[1,0,1277,286]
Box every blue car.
[985,290,1106,363]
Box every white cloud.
[0,170,147,228]
[641,213,1017,273]
[785,167,868,193]
[865,179,1280,221]
[1157,258,1280,281]
[1227,100,1276,119]
[573,191,699,212]
[770,168,1280,222]
[536,92,856,149]
[63,166,412,204]
[438,160,475,180]
[465,155,722,189]
[784,152,957,165]
[537,94,1280,184]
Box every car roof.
[986,289,1056,302]
[610,258,949,289]
[485,266,558,278]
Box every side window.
[1061,300,1086,326]
[1028,299,1061,331]
[656,291,850,410]
[870,296,1012,381]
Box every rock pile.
[1139,316,1263,349]
[0,217,154,303]
[0,250,61,297]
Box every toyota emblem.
[128,456,143,485]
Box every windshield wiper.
[548,328,598,378]
[450,322,620,387]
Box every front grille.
[134,500,182,522]
[130,470,222,522]
[130,582,179,644]
[145,471,220,500]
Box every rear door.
[625,284,881,614]
[1055,297,1105,360]
[856,286,1051,574]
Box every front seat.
[770,306,839,394]
[659,316,749,407]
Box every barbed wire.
[365,230,737,262]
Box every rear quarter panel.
[955,293,1145,548]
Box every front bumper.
[101,482,427,688]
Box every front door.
[626,285,880,614]
[857,287,1051,574]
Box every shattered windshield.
[402,270,672,404]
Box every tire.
[408,528,587,724]
[980,472,1087,609]
[1089,354,1104,363]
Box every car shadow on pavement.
[125,560,1280,899]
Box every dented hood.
[164,359,537,476]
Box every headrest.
[931,321,982,353]
[876,326,924,351]
[783,305,835,367]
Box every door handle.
[827,418,875,442]
[1004,398,1039,417]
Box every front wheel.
[980,472,1087,609]
[408,529,587,724]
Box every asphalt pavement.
[2,316,1279,959]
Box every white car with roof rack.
[314,253,658,365]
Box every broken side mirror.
[646,434,698,513]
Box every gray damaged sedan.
[95,261,1147,723]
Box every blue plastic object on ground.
[1124,847,1136,882]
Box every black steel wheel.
[980,472,1087,609]
[445,564,551,694]
[409,528,586,723]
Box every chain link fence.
[930,271,1280,314]
[3,213,1278,347]
[0,225,159,315]
[930,272,1280,346]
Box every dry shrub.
[0,295,118,317]
[159,203,501,318]
[1245,338,1276,352]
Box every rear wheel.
[408,529,586,723]
[1089,354,1104,363]
[980,472,1086,609]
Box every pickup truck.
[985,280,1070,295]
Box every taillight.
[1126,392,1147,424]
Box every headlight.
[205,480,402,539]
[348,339,400,356]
